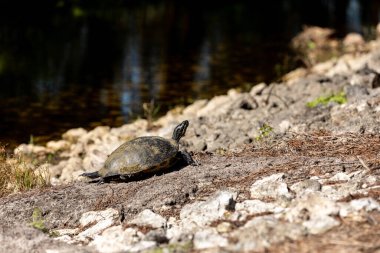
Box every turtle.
[81,120,197,183]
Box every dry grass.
[0,146,50,197]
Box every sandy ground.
[1,131,379,252]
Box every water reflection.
[194,40,211,87]
[347,0,362,33]
[119,29,143,120]
[0,0,379,148]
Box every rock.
[53,235,76,244]
[235,199,284,215]
[228,216,305,252]
[79,208,119,227]
[82,146,108,173]
[111,119,147,140]
[166,217,192,243]
[67,142,85,157]
[76,208,119,241]
[328,172,351,181]
[53,228,79,236]
[144,228,168,244]
[234,94,258,111]
[339,198,380,219]
[368,51,380,74]
[49,160,68,179]
[290,179,321,196]
[250,173,294,200]
[321,181,361,201]
[345,83,370,99]
[128,209,167,229]
[327,58,352,76]
[180,190,237,228]
[83,126,110,143]
[127,241,157,252]
[46,140,70,152]
[303,216,340,234]
[285,192,340,222]
[284,192,340,234]
[343,33,365,52]
[193,228,228,250]
[361,175,379,188]
[196,95,232,117]
[62,128,87,143]
[279,120,292,133]
[249,82,267,96]
[59,157,83,183]
[227,88,240,98]
[89,226,147,253]
[14,144,47,155]
[284,68,310,84]
[191,139,207,152]
[182,99,208,116]
[216,222,232,233]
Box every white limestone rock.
[290,179,322,196]
[339,198,380,219]
[250,173,294,200]
[46,140,70,152]
[128,209,167,229]
[76,208,119,241]
[284,192,340,234]
[89,226,150,253]
[62,128,88,143]
[180,190,237,229]
[193,228,228,250]
[235,199,284,215]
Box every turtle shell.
[97,136,179,178]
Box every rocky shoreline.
[1,34,380,252]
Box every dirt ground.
[1,131,379,252]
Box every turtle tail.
[80,171,100,179]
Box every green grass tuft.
[306,92,347,108]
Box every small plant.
[307,41,316,50]
[215,147,227,156]
[143,99,161,130]
[29,207,59,237]
[29,207,48,233]
[255,123,274,141]
[306,92,347,108]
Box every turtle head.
[172,120,189,142]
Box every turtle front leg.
[180,150,199,166]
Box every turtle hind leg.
[96,177,105,185]
[80,171,100,179]
[180,150,199,166]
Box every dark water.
[0,0,379,148]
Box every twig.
[327,240,368,247]
[357,156,370,171]
[262,85,289,108]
